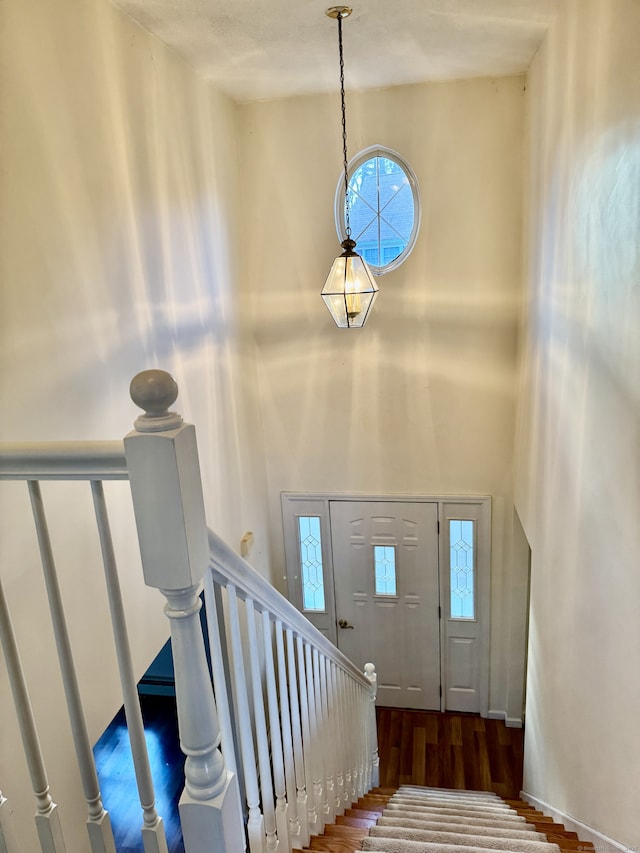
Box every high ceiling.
[113,0,562,103]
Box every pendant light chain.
[338,13,351,239]
[321,6,379,328]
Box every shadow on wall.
[0,2,266,852]
[1,0,242,445]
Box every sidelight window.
[449,519,475,619]
[298,516,326,611]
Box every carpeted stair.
[304,786,596,853]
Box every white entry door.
[282,494,491,715]
[329,501,441,710]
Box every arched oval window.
[335,145,421,275]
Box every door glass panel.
[298,516,326,611]
[374,545,397,596]
[450,519,475,619]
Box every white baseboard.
[487,709,523,728]
[521,791,633,853]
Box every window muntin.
[335,146,420,275]
[374,545,397,596]
[298,516,326,611]
[449,519,475,620]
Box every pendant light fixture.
[321,6,378,329]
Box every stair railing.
[0,370,379,853]
[126,370,379,853]
[205,528,377,852]
[0,440,167,853]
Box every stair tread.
[307,837,362,852]
[338,815,378,828]
[325,825,370,839]
[346,807,385,819]
[305,786,592,853]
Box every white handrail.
[207,529,370,691]
[0,441,127,480]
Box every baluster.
[261,612,289,851]
[347,679,359,800]
[303,643,324,832]
[286,630,311,846]
[28,480,115,853]
[327,661,345,814]
[295,637,320,835]
[359,681,370,792]
[336,669,352,807]
[0,790,19,853]
[226,585,266,853]
[358,682,368,795]
[364,664,379,788]
[0,576,66,853]
[246,599,278,852]
[275,623,302,849]
[341,674,353,804]
[314,652,334,821]
[125,371,244,853]
[203,571,238,776]
[91,481,168,853]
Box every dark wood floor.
[376,706,524,799]
[94,694,185,853]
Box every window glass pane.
[337,147,420,275]
[450,519,475,619]
[298,516,326,611]
[354,220,381,264]
[378,158,407,207]
[381,183,414,242]
[374,545,397,596]
[382,245,402,263]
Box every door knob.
[338,618,354,629]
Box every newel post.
[364,663,379,788]
[124,370,245,853]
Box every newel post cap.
[125,370,209,590]
[130,369,183,431]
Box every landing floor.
[376,707,524,799]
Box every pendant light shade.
[323,6,378,328]
[321,238,378,328]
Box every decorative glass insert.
[298,516,326,611]
[449,519,475,619]
[335,145,421,276]
[374,545,397,596]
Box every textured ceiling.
[113,0,562,102]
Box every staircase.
[0,372,599,853]
[304,786,597,853]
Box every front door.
[282,493,491,715]
[329,501,441,710]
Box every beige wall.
[0,0,268,848]
[516,0,640,845]
[239,76,527,721]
